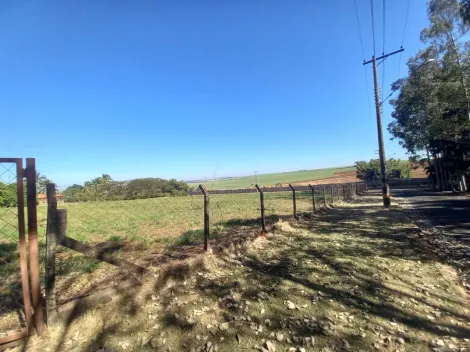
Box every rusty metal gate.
[0,158,44,349]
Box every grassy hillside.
[187,166,355,189]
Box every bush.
[0,182,18,208]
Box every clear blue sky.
[1,0,429,186]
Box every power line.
[353,0,366,59]
[381,0,386,103]
[382,0,386,55]
[397,0,410,79]
[353,0,374,121]
[370,0,376,55]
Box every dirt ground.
[7,191,470,352]
[287,171,358,186]
[288,166,428,187]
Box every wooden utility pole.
[364,48,404,208]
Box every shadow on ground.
[10,192,470,351]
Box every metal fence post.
[321,185,327,207]
[46,184,58,322]
[289,184,297,219]
[199,185,210,251]
[255,184,266,231]
[308,185,316,213]
[25,158,45,334]
[14,159,33,335]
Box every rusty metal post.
[288,184,297,219]
[255,184,266,231]
[321,185,327,207]
[14,159,33,334]
[45,184,58,322]
[198,185,209,251]
[308,185,316,213]
[25,158,45,334]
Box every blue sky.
[1,0,429,185]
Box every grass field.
[17,193,470,352]
[187,166,355,189]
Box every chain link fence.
[0,162,26,334]
[45,186,206,304]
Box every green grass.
[187,166,355,189]
[1,191,331,247]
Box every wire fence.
[29,181,366,316]
[0,162,26,335]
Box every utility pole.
[364,48,404,208]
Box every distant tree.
[355,159,411,181]
[84,174,113,188]
[64,175,189,202]
[36,171,52,194]
[62,184,86,202]
[0,182,18,207]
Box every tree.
[0,182,17,207]
[63,175,189,202]
[84,174,113,188]
[462,0,470,24]
[62,184,85,202]
[355,159,411,181]
[389,0,470,184]
[36,171,53,194]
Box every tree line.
[388,0,470,190]
[62,174,190,202]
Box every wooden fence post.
[308,185,316,213]
[57,209,67,244]
[198,185,209,251]
[329,184,334,204]
[46,184,58,322]
[25,158,45,335]
[321,185,327,207]
[255,185,266,231]
[288,184,297,219]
